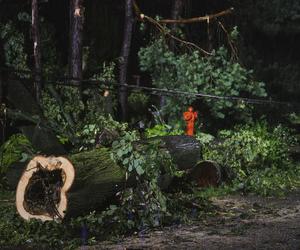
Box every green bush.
[41,62,118,150]
[145,124,183,138]
[0,134,35,175]
[139,37,266,121]
[110,129,176,229]
[203,122,299,195]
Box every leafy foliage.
[110,129,176,229]
[0,134,35,184]
[243,0,300,35]
[41,62,119,150]
[139,37,266,120]
[203,122,300,195]
[128,91,150,123]
[0,21,29,76]
[145,124,183,138]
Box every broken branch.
[143,15,212,56]
[159,7,234,24]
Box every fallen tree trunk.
[188,161,222,187]
[7,135,201,190]
[137,135,202,171]
[15,148,127,221]
[188,160,234,187]
[10,135,201,221]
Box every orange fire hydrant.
[183,106,198,136]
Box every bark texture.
[32,0,42,103]
[188,160,235,187]
[119,0,134,121]
[69,0,84,82]
[9,135,201,220]
[188,160,222,187]
[14,148,127,220]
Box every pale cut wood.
[16,156,75,221]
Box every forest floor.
[88,189,300,250]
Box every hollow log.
[12,135,201,221]
[15,148,127,221]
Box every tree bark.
[188,161,222,187]
[187,160,235,187]
[14,148,128,221]
[140,135,201,171]
[119,0,134,121]
[0,68,2,106]
[69,0,84,84]
[0,68,3,146]
[8,135,201,220]
[32,0,42,104]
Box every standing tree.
[32,0,42,103]
[119,0,134,121]
[69,0,84,85]
[169,0,184,49]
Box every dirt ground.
[86,190,300,250]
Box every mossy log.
[15,148,127,221]
[12,135,201,221]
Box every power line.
[0,66,296,107]
[48,78,291,106]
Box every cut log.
[12,135,201,221]
[188,160,222,187]
[7,135,201,190]
[16,155,74,221]
[137,135,202,170]
[15,148,127,221]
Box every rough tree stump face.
[16,156,75,221]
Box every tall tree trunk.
[119,0,134,121]
[0,68,3,147]
[32,0,42,104]
[170,0,184,49]
[160,0,184,111]
[0,68,2,106]
[69,0,84,85]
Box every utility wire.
[0,66,296,107]
[48,78,291,106]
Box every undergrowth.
[203,122,300,196]
[0,121,299,248]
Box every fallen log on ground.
[188,161,222,187]
[188,160,234,187]
[15,148,127,221]
[10,135,202,221]
[135,135,201,170]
